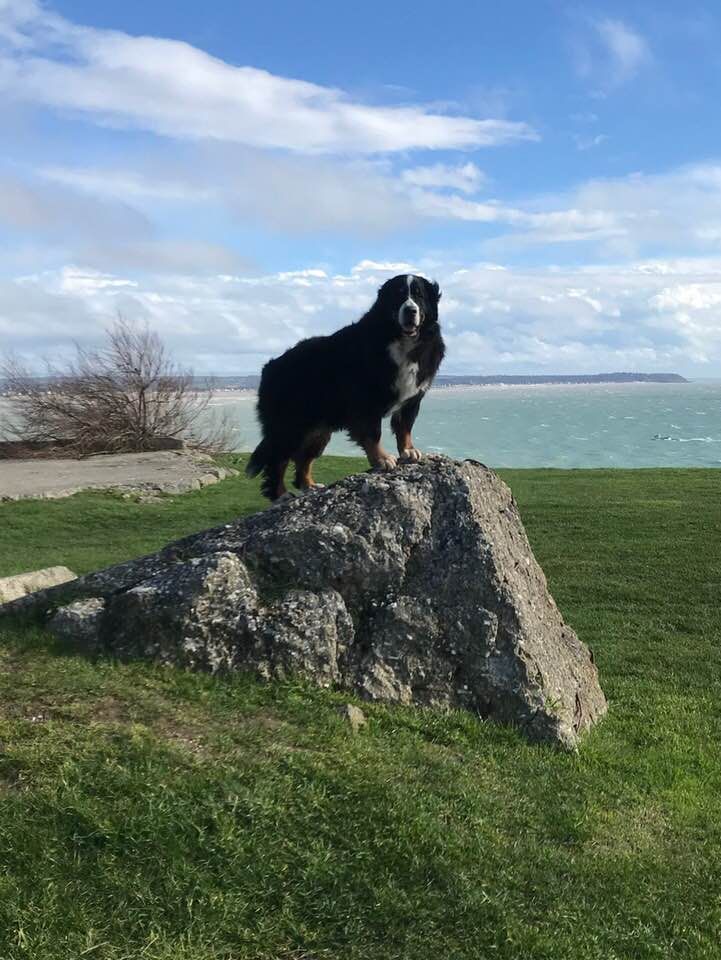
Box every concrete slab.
[0,450,238,502]
[0,566,77,603]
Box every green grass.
[2,458,721,959]
[0,454,358,577]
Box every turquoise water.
[208,380,721,469]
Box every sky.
[2,0,721,375]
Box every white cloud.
[0,169,151,240]
[0,0,536,154]
[34,151,417,235]
[33,151,618,242]
[26,155,721,261]
[409,188,623,245]
[0,167,254,273]
[401,162,485,194]
[351,260,416,274]
[76,240,256,276]
[650,283,721,312]
[40,166,215,203]
[596,19,650,86]
[220,152,416,234]
[573,133,609,151]
[5,255,721,376]
[572,17,650,94]
[484,163,721,255]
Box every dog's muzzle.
[400,303,421,337]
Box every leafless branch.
[1,318,232,457]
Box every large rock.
[18,456,606,747]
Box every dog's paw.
[399,447,422,463]
[299,482,326,495]
[271,491,296,506]
[373,453,398,471]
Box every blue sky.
[2,0,721,374]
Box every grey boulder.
[41,456,606,748]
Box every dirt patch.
[151,715,207,754]
[0,695,132,727]
[247,713,285,733]
[0,450,237,502]
[82,696,131,725]
[151,710,287,756]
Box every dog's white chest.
[388,341,420,410]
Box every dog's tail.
[246,437,270,479]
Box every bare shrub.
[0,319,233,457]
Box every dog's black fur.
[247,274,445,500]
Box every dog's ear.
[431,280,442,302]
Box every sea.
[2,379,719,469]
[205,379,721,469]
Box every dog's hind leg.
[293,430,331,490]
[261,457,290,501]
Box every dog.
[246,274,445,500]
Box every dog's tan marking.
[361,438,397,471]
[296,460,321,489]
[293,429,331,490]
[393,426,423,461]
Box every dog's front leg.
[364,439,397,471]
[349,419,397,471]
[391,393,424,462]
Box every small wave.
[652,434,721,443]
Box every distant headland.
[433,373,689,386]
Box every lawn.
[1,457,721,959]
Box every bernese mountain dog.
[246,273,445,500]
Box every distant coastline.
[195,371,690,393]
[0,371,689,398]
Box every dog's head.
[376,274,441,340]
